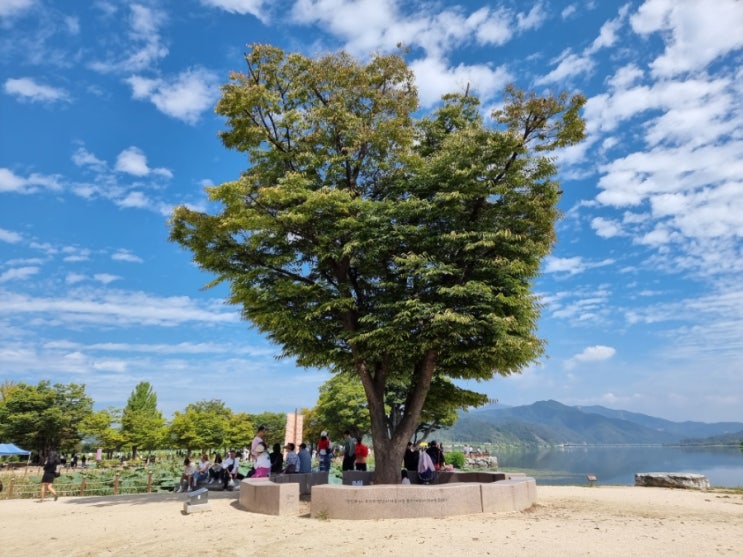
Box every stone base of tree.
[312,476,537,519]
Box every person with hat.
[317,430,332,472]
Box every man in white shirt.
[222,449,241,490]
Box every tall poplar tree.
[170,44,585,483]
[121,381,165,459]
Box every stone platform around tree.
[311,475,537,519]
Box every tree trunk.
[362,350,437,484]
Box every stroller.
[417,449,436,484]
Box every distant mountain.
[575,405,743,440]
[441,400,743,446]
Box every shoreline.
[0,485,740,556]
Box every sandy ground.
[1,485,741,556]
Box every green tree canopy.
[121,382,166,458]
[0,381,93,457]
[314,373,371,441]
[170,44,585,482]
[81,407,125,454]
[168,400,255,454]
[314,372,487,442]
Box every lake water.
[494,445,743,487]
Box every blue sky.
[1,0,742,424]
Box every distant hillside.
[440,400,743,446]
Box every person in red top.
[354,437,369,471]
[317,431,332,471]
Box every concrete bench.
[238,478,299,516]
[312,475,537,519]
[270,471,329,495]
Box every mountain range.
[441,400,743,446]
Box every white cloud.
[116,191,151,209]
[3,77,69,103]
[543,256,615,276]
[200,0,269,23]
[516,3,546,31]
[0,228,23,243]
[0,167,62,194]
[0,266,39,283]
[89,4,168,74]
[114,146,172,178]
[93,273,121,284]
[115,147,150,177]
[535,51,594,85]
[591,217,624,238]
[0,289,240,327]
[0,0,35,18]
[631,0,743,77]
[410,56,512,108]
[564,345,616,370]
[72,147,108,172]
[65,273,86,285]
[112,250,143,263]
[126,67,220,124]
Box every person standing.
[250,425,267,461]
[284,443,299,473]
[403,441,419,473]
[40,449,61,502]
[317,431,332,472]
[341,431,356,472]
[354,437,369,471]
[427,441,445,471]
[297,443,312,473]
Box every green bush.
[447,451,465,469]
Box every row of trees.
[0,380,278,459]
[0,376,469,459]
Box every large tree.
[170,44,585,483]
[0,381,93,457]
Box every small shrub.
[447,451,465,469]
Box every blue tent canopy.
[0,443,31,456]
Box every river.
[492,445,743,487]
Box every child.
[252,442,271,478]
